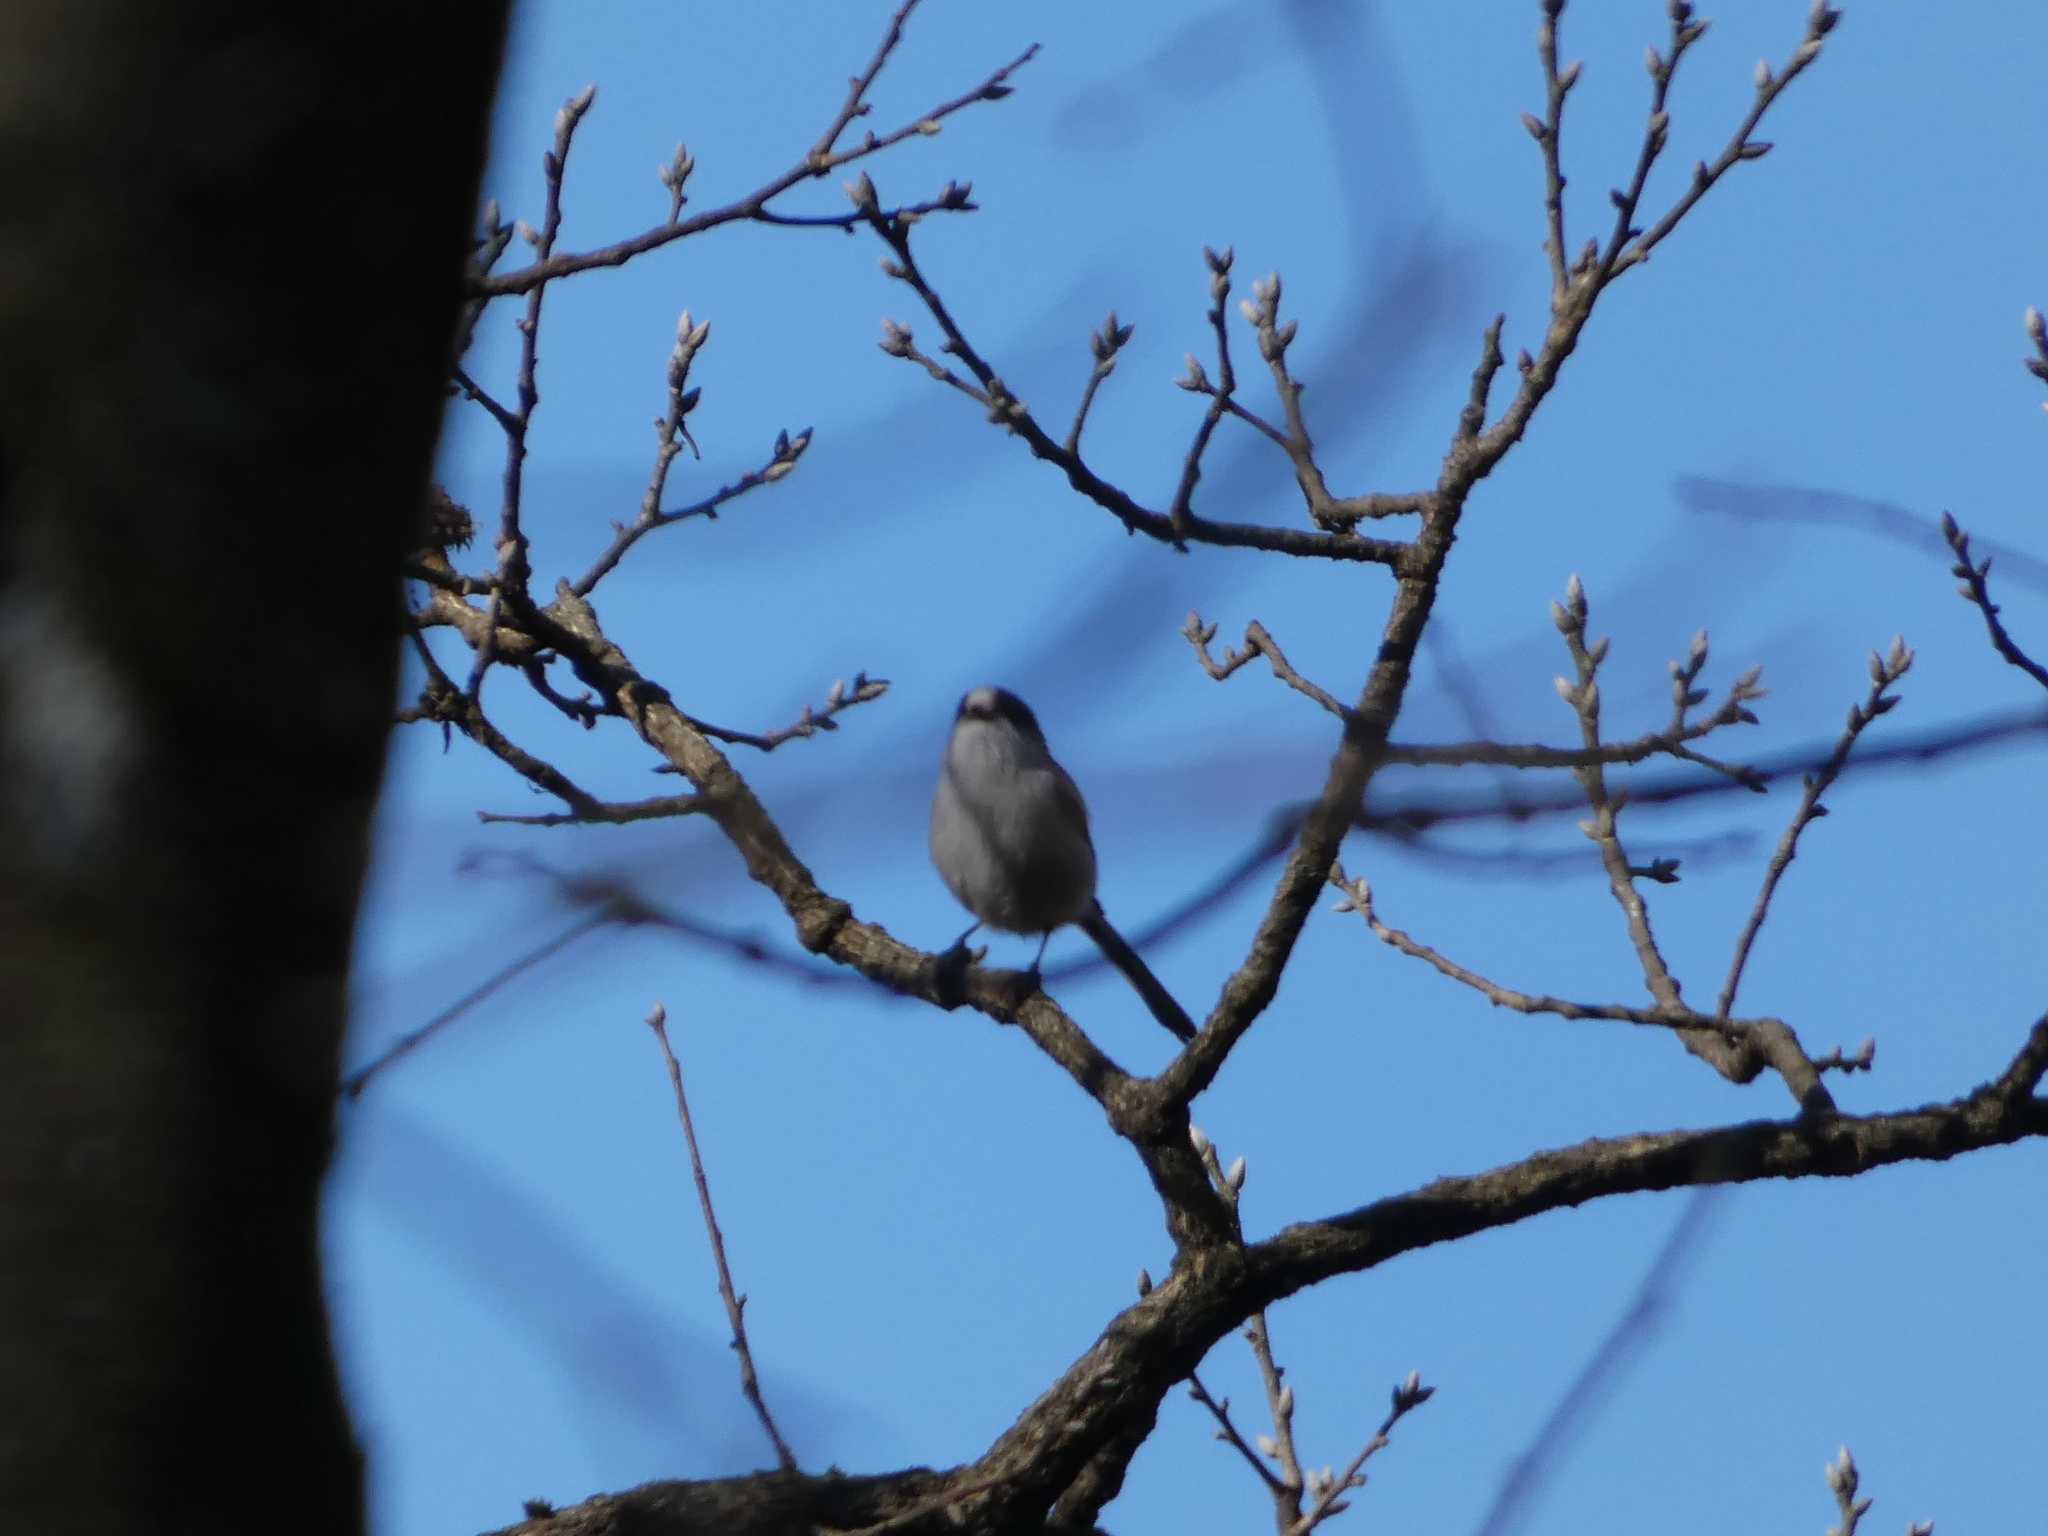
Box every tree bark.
[0,5,507,1529]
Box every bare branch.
[1165,250,1243,537]
[1287,1371,1433,1536]
[1471,1188,1721,1536]
[968,1023,2048,1526]
[1595,1,1710,280]
[473,18,1038,298]
[401,627,604,816]
[1185,614,1349,720]
[1943,512,2048,692]
[464,85,600,698]
[1546,578,1836,1108]
[1232,266,1352,532]
[1531,1,1576,301]
[478,793,704,828]
[1362,704,2048,839]
[646,1002,798,1472]
[1186,1373,1287,1497]
[1553,577,1685,1011]
[1330,864,1748,1044]
[341,909,614,1099]
[573,423,813,596]
[658,672,893,757]
[865,206,1415,568]
[751,186,979,231]
[1197,618,1767,770]
[1719,637,1915,1017]
[1610,4,1840,278]
[449,363,519,435]
[1678,475,2048,595]
[1820,1445,1935,1536]
[1066,309,1134,455]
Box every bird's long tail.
[1079,902,1196,1042]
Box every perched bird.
[929,686,1195,1042]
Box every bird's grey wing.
[1049,759,1093,845]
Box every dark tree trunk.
[0,6,507,1530]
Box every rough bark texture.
[0,5,506,1530]
[492,1470,1107,1536]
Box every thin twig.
[652,673,892,761]
[1610,5,1841,279]
[1287,1372,1433,1536]
[471,20,1036,298]
[1183,1126,1433,1535]
[1532,0,1574,302]
[1594,1,1706,280]
[1676,475,2048,596]
[450,364,519,434]
[1186,1373,1287,1496]
[1819,1445,1932,1536]
[402,624,604,816]
[1337,862,1867,1081]
[751,190,976,231]
[646,1003,798,1473]
[1235,266,1351,531]
[1330,865,1748,1044]
[521,658,611,727]
[1245,1308,1306,1525]
[1943,512,2048,692]
[572,426,812,596]
[1361,704,2048,837]
[1185,615,1349,719]
[341,908,614,1098]
[1719,637,1914,1016]
[1166,251,1239,537]
[467,85,598,699]
[1471,1188,1722,1536]
[864,205,1413,568]
[1545,577,1834,1104]
[478,793,704,828]
[1065,310,1133,455]
[1552,575,1687,1015]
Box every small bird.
[929,686,1196,1042]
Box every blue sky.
[333,4,2048,1532]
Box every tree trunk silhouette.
[0,7,506,1531]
